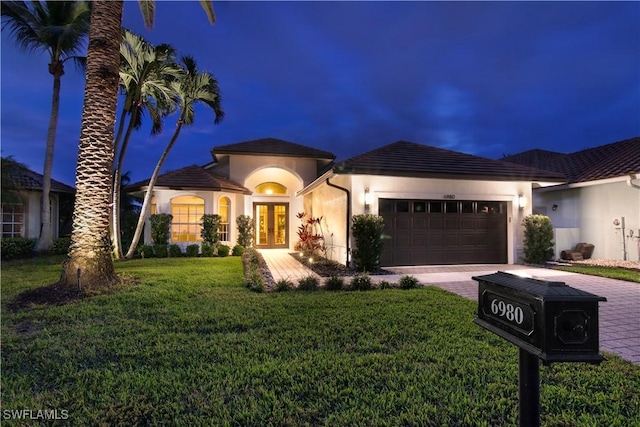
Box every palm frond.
[137,0,155,29]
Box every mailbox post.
[473,271,606,427]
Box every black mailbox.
[473,271,606,364]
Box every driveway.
[385,264,640,366]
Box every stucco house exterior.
[502,136,640,262]
[127,137,566,266]
[1,164,75,240]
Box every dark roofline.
[212,137,336,160]
[7,164,75,193]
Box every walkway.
[259,250,640,366]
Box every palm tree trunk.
[37,68,62,252]
[59,0,123,289]
[125,119,184,258]
[111,108,139,259]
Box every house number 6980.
[490,298,524,324]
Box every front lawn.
[554,264,640,283]
[2,257,639,426]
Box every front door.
[254,203,289,248]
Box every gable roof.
[6,164,75,193]
[126,165,251,194]
[212,138,335,160]
[333,140,566,181]
[501,136,640,184]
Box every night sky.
[1,1,639,186]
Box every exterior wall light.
[518,193,527,210]
[552,204,558,211]
[364,188,372,210]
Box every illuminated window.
[150,196,157,215]
[255,182,287,195]
[1,202,25,238]
[218,196,230,241]
[170,196,204,242]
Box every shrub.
[51,237,71,255]
[246,271,265,293]
[201,243,215,257]
[297,275,319,291]
[324,276,345,291]
[399,275,420,289]
[275,279,294,292]
[236,215,254,248]
[217,243,230,257]
[378,280,395,290]
[153,244,168,258]
[232,244,244,256]
[522,214,555,264]
[351,214,385,272]
[137,244,154,259]
[242,248,266,292]
[150,213,172,245]
[1,237,36,259]
[201,214,221,245]
[185,244,200,257]
[350,273,373,291]
[168,244,183,258]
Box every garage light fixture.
[518,193,527,210]
[364,188,372,210]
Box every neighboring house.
[1,164,75,240]
[502,137,640,262]
[127,137,565,266]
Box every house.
[1,163,75,240]
[502,136,640,262]
[127,137,566,266]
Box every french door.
[254,203,289,248]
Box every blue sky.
[1,1,639,186]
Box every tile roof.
[333,140,566,181]
[7,164,75,193]
[501,136,640,183]
[212,137,335,160]
[126,165,251,194]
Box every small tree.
[522,214,555,264]
[351,214,385,272]
[150,213,172,245]
[201,214,221,245]
[236,215,254,248]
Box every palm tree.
[111,30,182,259]
[59,1,215,289]
[1,1,91,252]
[125,56,223,258]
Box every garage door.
[379,199,507,266]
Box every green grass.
[2,257,639,426]
[554,265,640,283]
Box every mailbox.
[473,271,606,364]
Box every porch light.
[364,188,372,209]
[518,193,527,210]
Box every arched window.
[1,201,25,238]
[170,196,204,243]
[218,196,230,242]
[255,182,287,195]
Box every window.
[170,196,204,243]
[218,196,230,242]
[150,196,157,215]
[255,182,287,195]
[2,202,25,238]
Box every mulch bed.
[289,253,393,277]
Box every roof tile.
[212,137,335,159]
[126,165,251,193]
[335,141,566,181]
[502,136,640,183]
